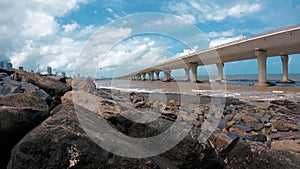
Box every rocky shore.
[1,68,299,169]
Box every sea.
[95,74,300,102]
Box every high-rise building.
[0,60,12,69]
[7,62,12,69]
[47,66,52,74]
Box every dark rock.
[226,140,300,169]
[0,107,49,169]
[8,103,160,169]
[209,131,239,155]
[245,134,267,142]
[217,118,228,129]
[259,117,270,123]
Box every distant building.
[7,63,12,69]
[47,66,52,74]
[0,60,12,69]
[62,72,66,77]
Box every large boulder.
[75,79,96,93]
[8,103,160,169]
[0,91,49,168]
[225,140,300,169]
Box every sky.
[0,0,299,78]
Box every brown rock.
[273,122,298,132]
[229,124,253,134]
[0,92,48,111]
[226,121,235,128]
[76,79,96,93]
[245,121,264,131]
[61,91,73,103]
[271,140,300,153]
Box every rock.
[0,76,36,97]
[0,92,48,111]
[245,134,267,142]
[271,140,300,153]
[271,128,278,133]
[76,79,96,93]
[8,103,159,169]
[284,123,300,131]
[47,75,67,83]
[259,117,270,123]
[208,131,239,155]
[217,118,228,130]
[61,91,73,103]
[245,121,264,131]
[12,69,72,108]
[273,121,299,132]
[226,121,235,128]
[168,99,176,105]
[224,113,235,121]
[229,124,253,134]
[0,107,49,169]
[226,140,300,169]
[265,122,272,128]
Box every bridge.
[121,24,300,86]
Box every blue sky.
[0,0,299,77]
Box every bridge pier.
[155,71,160,80]
[277,55,295,84]
[149,71,154,81]
[216,63,224,82]
[184,67,191,81]
[189,62,198,82]
[253,49,273,86]
[141,73,146,81]
[163,70,172,82]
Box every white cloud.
[209,35,243,47]
[106,7,120,18]
[62,21,79,33]
[206,29,236,38]
[166,0,262,23]
[0,0,92,74]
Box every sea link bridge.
[121,24,300,86]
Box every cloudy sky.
[0,0,299,77]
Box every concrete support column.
[189,62,198,82]
[155,71,160,80]
[141,73,146,81]
[163,70,172,82]
[277,55,295,83]
[254,49,271,86]
[216,63,224,82]
[184,67,191,81]
[149,71,154,81]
